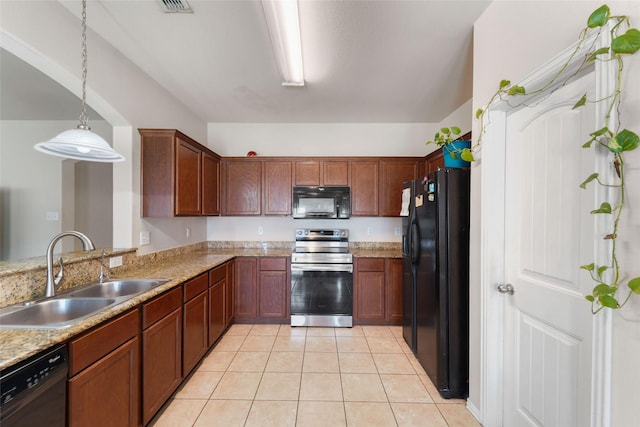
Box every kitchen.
[1,1,639,427]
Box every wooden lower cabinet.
[209,278,225,345]
[67,309,140,427]
[354,258,386,322]
[225,261,235,326]
[235,257,258,319]
[354,257,403,325]
[141,288,182,425]
[183,274,209,377]
[235,257,289,323]
[385,258,403,324]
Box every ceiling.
[2,0,491,123]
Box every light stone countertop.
[0,246,400,370]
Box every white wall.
[0,0,208,256]
[0,119,111,259]
[472,1,640,425]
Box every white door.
[502,72,596,426]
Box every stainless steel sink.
[68,279,169,299]
[0,298,117,329]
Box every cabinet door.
[68,337,140,427]
[425,149,444,175]
[323,160,349,185]
[354,258,385,321]
[385,258,403,324]
[183,290,208,376]
[380,160,419,217]
[223,160,262,215]
[142,308,182,425]
[209,280,225,346]
[264,160,292,215]
[259,270,288,318]
[225,261,235,326]
[235,257,258,318]
[202,151,220,215]
[294,161,321,185]
[351,161,380,216]
[175,138,202,215]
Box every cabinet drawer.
[183,273,208,302]
[209,264,226,285]
[69,309,140,376]
[356,258,385,272]
[143,287,182,329]
[259,257,287,271]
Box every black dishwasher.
[0,344,68,427]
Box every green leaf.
[580,263,595,272]
[475,108,483,119]
[450,126,461,135]
[499,80,511,89]
[441,128,450,136]
[598,295,619,309]
[593,283,615,297]
[609,129,640,153]
[628,277,640,294]
[590,126,610,137]
[587,47,610,61]
[587,4,609,28]
[461,148,475,162]
[612,28,640,55]
[508,85,526,96]
[572,94,587,109]
[585,295,595,302]
[579,173,599,189]
[590,202,612,214]
[582,137,596,148]
[597,265,608,279]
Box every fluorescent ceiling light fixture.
[261,0,305,86]
[35,0,125,163]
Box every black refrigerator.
[401,168,470,399]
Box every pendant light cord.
[79,0,89,130]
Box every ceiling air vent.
[159,0,193,13]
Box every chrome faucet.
[44,231,96,297]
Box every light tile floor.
[151,324,480,427]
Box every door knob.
[497,283,515,295]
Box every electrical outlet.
[139,231,150,246]
[257,227,264,235]
[46,211,59,221]
[186,227,191,238]
[366,227,372,236]
[394,227,402,236]
[109,256,123,268]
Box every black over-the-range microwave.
[292,186,351,219]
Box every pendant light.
[34,0,125,162]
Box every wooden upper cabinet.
[175,138,201,216]
[222,160,262,215]
[425,149,444,175]
[140,129,220,217]
[264,160,292,215]
[350,160,379,216]
[294,161,321,185]
[323,160,349,185]
[202,151,220,215]
[294,160,349,186]
[379,159,420,217]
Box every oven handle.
[291,264,354,273]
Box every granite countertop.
[0,246,400,369]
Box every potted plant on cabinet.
[425,126,473,168]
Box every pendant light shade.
[35,125,125,162]
[34,0,125,163]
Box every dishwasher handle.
[291,264,354,273]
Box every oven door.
[290,263,353,326]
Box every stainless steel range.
[290,228,353,327]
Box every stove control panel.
[295,228,348,240]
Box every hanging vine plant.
[468,4,640,314]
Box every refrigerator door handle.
[410,221,419,264]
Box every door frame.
[479,27,616,427]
